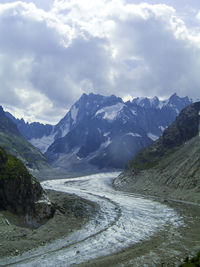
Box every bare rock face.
[25,193,55,228]
[0,147,55,227]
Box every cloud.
[108,4,200,98]
[0,1,200,123]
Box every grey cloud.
[0,2,116,112]
[111,12,200,99]
[29,35,115,107]
[0,0,54,10]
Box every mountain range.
[6,93,192,173]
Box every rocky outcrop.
[0,147,55,227]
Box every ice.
[159,126,166,132]
[131,109,137,115]
[2,172,183,267]
[70,105,78,123]
[29,134,55,153]
[95,103,125,121]
[126,132,141,137]
[147,132,159,141]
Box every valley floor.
[79,198,200,267]
[0,173,200,266]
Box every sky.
[0,0,200,124]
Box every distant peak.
[168,93,191,104]
[169,93,179,99]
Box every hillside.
[114,102,200,203]
[0,146,54,227]
[0,106,50,172]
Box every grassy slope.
[0,131,48,169]
[0,106,49,171]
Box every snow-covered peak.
[95,103,125,121]
[132,93,192,112]
[132,97,147,106]
[132,96,159,108]
[150,96,159,106]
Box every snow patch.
[159,126,166,132]
[29,134,55,153]
[103,132,110,137]
[147,133,159,141]
[158,101,165,109]
[60,123,70,137]
[175,108,179,114]
[131,109,137,115]
[95,103,125,121]
[70,105,78,123]
[126,133,141,137]
[102,138,112,148]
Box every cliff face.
[0,147,55,227]
[114,102,200,203]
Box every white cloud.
[0,0,199,123]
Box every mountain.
[0,146,55,227]
[6,112,54,154]
[114,101,200,203]
[6,93,192,173]
[0,106,49,172]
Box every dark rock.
[0,147,55,227]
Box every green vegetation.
[180,251,200,266]
[0,131,48,169]
[0,146,32,181]
[0,106,49,170]
[0,146,42,214]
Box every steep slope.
[0,146,54,227]
[0,106,49,171]
[114,102,200,203]
[6,112,54,154]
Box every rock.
[0,146,55,227]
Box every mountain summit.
[7,93,192,173]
